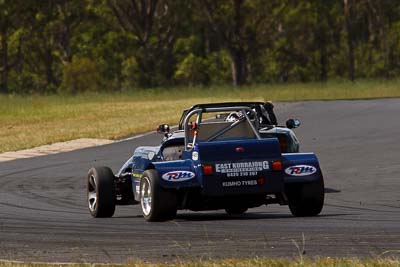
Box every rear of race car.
[149,138,287,212]
[150,138,324,217]
[197,138,284,197]
[87,104,324,221]
[137,105,323,221]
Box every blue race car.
[87,103,324,221]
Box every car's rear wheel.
[87,167,116,218]
[225,207,248,215]
[286,176,324,217]
[140,169,177,222]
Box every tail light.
[272,161,282,171]
[235,146,245,153]
[202,165,213,175]
[278,136,288,148]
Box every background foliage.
[1,0,400,94]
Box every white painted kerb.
[0,138,114,162]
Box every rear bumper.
[201,171,284,197]
[284,174,322,183]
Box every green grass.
[0,258,400,267]
[1,80,400,153]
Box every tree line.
[1,0,400,94]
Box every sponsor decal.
[285,165,317,176]
[222,178,265,187]
[222,180,256,187]
[162,171,195,182]
[215,161,269,177]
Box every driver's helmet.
[225,111,244,122]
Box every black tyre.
[286,176,324,217]
[87,166,116,218]
[140,169,177,222]
[225,207,248,215]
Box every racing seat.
[197,121,256,141]
[162,145,184,161]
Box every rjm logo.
[285,165,317,176]
[162,171,195,181]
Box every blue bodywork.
[115,105,323,211]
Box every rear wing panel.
[282,153,323,183]
[197,138,281,162]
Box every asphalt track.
[1,99,400,263]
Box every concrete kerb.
[0,125,179,163]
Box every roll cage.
[178,102,265,130]
[182,106,261,150]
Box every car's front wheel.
[87,166,116,218]
[140,169,177,222]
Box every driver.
[225,111,244,122]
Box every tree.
[0,0,24,93]
[24,1,92,91]
[344,0,355,81]
[2,0,400,93]
[315,1,333,81]
[105,0,185,87]
[198,0,282,86]
[365,0,400,77]
[0,3,10,93]
[199,0,249,86]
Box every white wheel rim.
[141,177,152,216]
[88,175,97,212]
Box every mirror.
[286,119,301,129]
[157,124,170,134]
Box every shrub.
[59,57,103,94]
[174,53,209,85]
[121,57,140,90]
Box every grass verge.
[1,258,400,267]
[1,80,399,153]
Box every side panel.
[282,153,323,183]
[133,158,202,201]
[130,146,160,201]
[152,160,201,189]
